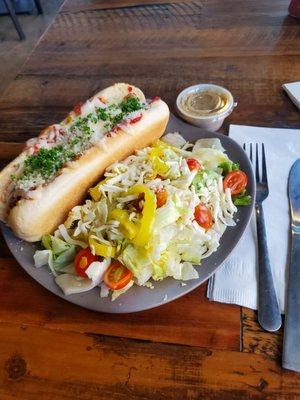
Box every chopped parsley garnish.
[23,147,66,179]
[96,108,109,121]
[110,112,124,126]
[120,95,142,113]
[96,95,143,130]
[14,94,144,190]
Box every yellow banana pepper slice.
[109,209,138,240]
[153,139,169,148]
[127,184,157,247]
[149,141,171,176]
[89,237,116,258]
[89,177,109,201]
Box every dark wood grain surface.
[0,0,299,398]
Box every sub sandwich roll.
[0,83,169,242]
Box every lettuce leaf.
[35,235,77,274]
[193,138,225,152]
[153,200,180,232]
[192,169,218,193]
[55,274,97,295]
[218,161,239,176]
[53,245,76,268]
[192,148,229,170]
[161,132,186,148]
[119,245,152,285]
[165,255,199,281]
[181,262,199,280]
[233,192,252,206]
[33,249,57,276]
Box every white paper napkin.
[207,125,300,313]
[283,82,300,110]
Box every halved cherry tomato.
[74,101,83,116]
[194,204,213,231]
[104,261,133,290]
[186,158,202,171]
[223,170,247,195]
[75,248,100,278]
[155,189,168,208]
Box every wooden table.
[0,0,299,398]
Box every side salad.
[34,132,251,300]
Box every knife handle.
[283,229,300,371]
[256,203,282,332]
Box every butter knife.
[283,159,300,372]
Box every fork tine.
[249,143,253,163]
[255,143,260,182]
[261,143,268,185]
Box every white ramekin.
[176,84,236,132]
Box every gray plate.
[1,114,255,313]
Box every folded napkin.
[283,82,300,110]
[207,125,300,313]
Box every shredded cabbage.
[34,132,243,300]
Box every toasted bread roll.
[0,83,169,241]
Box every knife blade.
[283,159,300,372]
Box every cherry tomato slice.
[223,170,248,195]
[75,248,100,278]
[104,261,133,290]
[186,158,202,171]
[155,189,168,208]
[194,204,213,231]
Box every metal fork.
[244,143,282,332]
